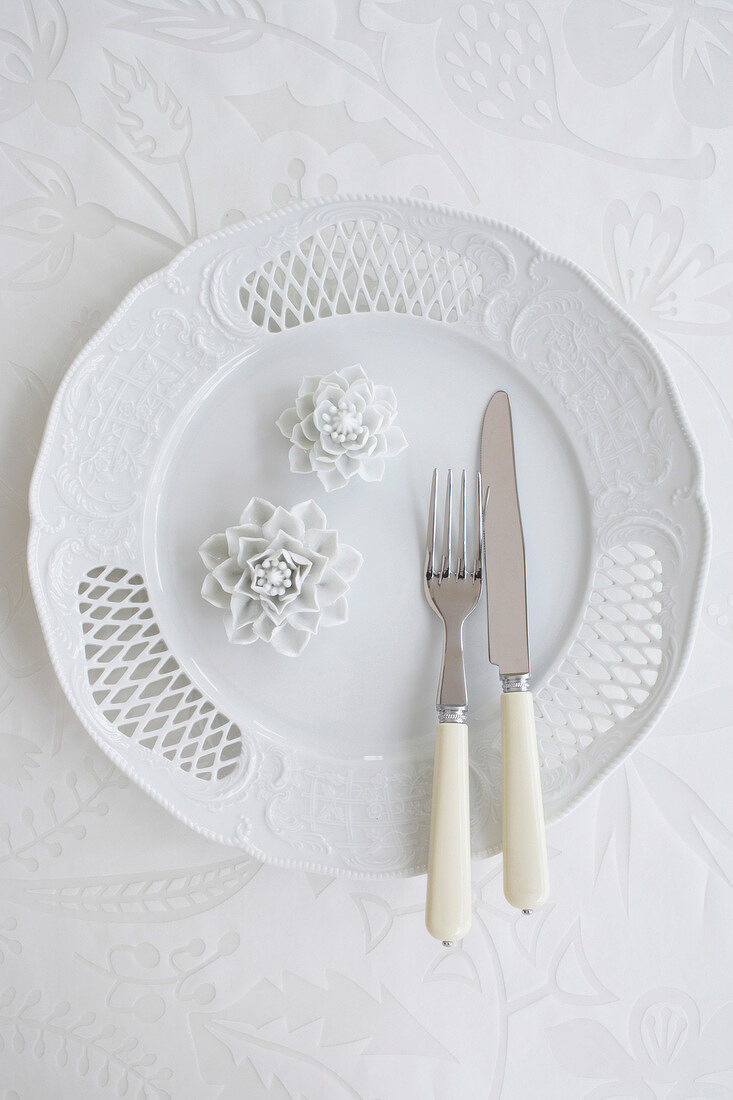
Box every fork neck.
[437,620,468,718]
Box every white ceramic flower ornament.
[199,498,363,657]
[276,363,407,491]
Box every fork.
[424,469,483,945]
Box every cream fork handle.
[425,722,472,943]
[501,691,549,911]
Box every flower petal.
[289,444,314,473]
[212,557,243,593]
[271,621,311,656]
[318,383,345,407]
[295,392,316,419]
[315,569,348,606]
[321,595,348,627]
[253,614,276,642]
[382,425,408,456]
[291,422,314,450]
[285,609,321,634]
[201,572,229,609]
[293,581,320,613]
[300,412,319,441]
[239,497,276,527]
[275,406,299,439]
[305,528,337,556]
[298,375,322,396]
[262,531,311,560]
[340,363,367,384]
[199,532,228,570]
[348,382,372,409]
[362,406,384,434]
[335,453,359,476]
[236,535,268,568]
[226,618,257,644]
[373,384,397,408]
[292,499,327,531]
[330,543,363,582]
[318,466,348,492]
[359,457,385,482]
[262,506,305,542]
[230,592,259,626]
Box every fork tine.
[441,469,452,577]
[474,472,484,580]
[426,468,438,577]
[457,470,467,578]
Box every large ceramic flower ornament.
[199,498,362,657]
[276,363,407,491]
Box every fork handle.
[426,723,472,943]
[502,691,549,911]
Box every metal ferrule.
[501,674,530,693]
[437,705,467,724]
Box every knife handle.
[501,691,549,911]
[426,723,472,943]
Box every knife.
[481,391,549,913]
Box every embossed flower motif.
[199,498,363,657]
[603,192,733,335]
[565,0,733,128]
[0,144,115,292]
[276,364,407,492]
[549,988,733,1098]
[0,4,81,127]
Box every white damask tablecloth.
[1,2,732,1097]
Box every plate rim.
[28,193,712,877]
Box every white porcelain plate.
[29,197,709,876]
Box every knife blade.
[481,390,549,913]
[481,390,529,680]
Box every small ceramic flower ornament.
[199,497,363,657]
[276,363,407,491]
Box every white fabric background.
[1,1,732,1097]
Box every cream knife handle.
[426,723,472,943]
[502,691,549,911]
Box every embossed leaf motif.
[211,971,452,1057]
[104,52,192,162]
[228,85,429,166]
[0,988,173,1095]
[109,0,265,51]
[547,922,616,1007]
[547,1019,643,1089]
[603,193,733,334]
[633,752,733,884]
[5,857,260,920]
[594,764,631,912]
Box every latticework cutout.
[239,219,484,332]
[536,543,664,767]
[78,567,241,782]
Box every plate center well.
[144,313,592,760]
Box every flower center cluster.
[320,399,363,444]
[250,553,294,597]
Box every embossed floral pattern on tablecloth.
[1,1,732,1097]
